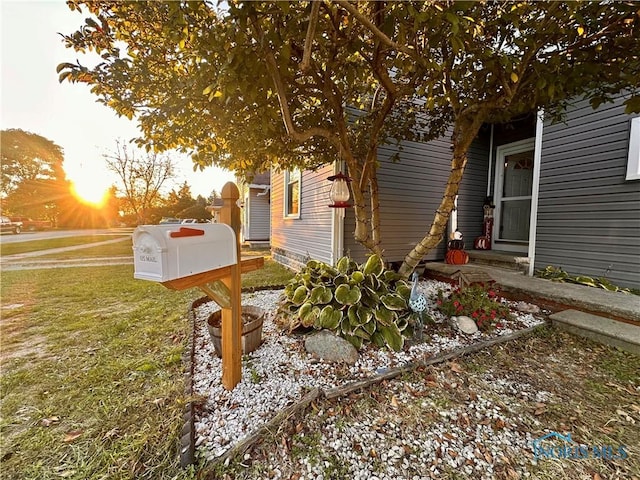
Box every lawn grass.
[36,238,134,259]
[0,254,293,479]
[0,235,130,257]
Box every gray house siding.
[343,134,490,264]
[271,165,334,269]
[535,97,640,288]
[244,187,270,241]
[456,138,491,247]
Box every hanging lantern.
[327,172,352,208]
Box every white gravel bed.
[191,280,546,463]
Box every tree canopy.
[60,1,640,274]
[0,129,69,219]
[1,129,65,196]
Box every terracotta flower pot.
[206,305,265,357]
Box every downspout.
[528,109,544,277]
[330,161,345,265]
[487,124,494,196]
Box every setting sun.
[64,160,114,208]
[70,179,110,207]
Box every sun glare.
[71,180,110,207]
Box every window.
[626,117,640,181]
[284,169,301,218]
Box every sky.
[0,0,236,200]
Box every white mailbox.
[132,224,237,282]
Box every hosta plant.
[535,265,634,294]
[277,255,418,351]
[436,283,513,331]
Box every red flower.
[456,305,464,313]
[496,322,503,328]
[453,300,460,307]
[490,311,497,319]
[472,311,479,318]
[436,299,442,306]
[488,290,496,298]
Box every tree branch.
[333,0,416,59]
[249,12,335,144]
[301,0,321,73]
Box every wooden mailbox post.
[133,182,263,390]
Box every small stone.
[515,301,541,314]
[453,316,479,334]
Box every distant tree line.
[0,129,219,228]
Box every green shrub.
[276,255,418,351]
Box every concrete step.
[550,309,640,355]
[467,250,529,273]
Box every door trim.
[527,110,544,276]
[493,138,535,253]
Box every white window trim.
[283,169,301,219]
[625,117,640,181]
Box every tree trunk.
[398,117,485,277]
[348,154,384,257]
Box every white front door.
[493,139,535,253]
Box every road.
[0,228,134,244]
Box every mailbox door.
[133,230,167,281]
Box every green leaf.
[343,334,363,350]
[335,284,362,306]
[291,285,309,305]
[362,319,376,335]
[306,259,320,269]
[381,293,407,311]
[371,332,386,348]
[574,275,598,287]
[362,254,384,277]
[340,317,354,335]
[319,305,342,330]
[309,286,333,304]
[336,256,350,273]
[361,289,380,308]
[333,274,349,287]
[396,317,409,332]
[300,303,320,328]
[379,324,404,352]
[374,306,396,326]
[395,283,411,299]
[623,96,640,114]
[347,305,360,326]
[384,271,403,282]
[350,271,365,284]
[298,302,312,322]
[357,305,372,325]
[353,327,371,340]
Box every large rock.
[452,316,479,335]
[304,330,359,365]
